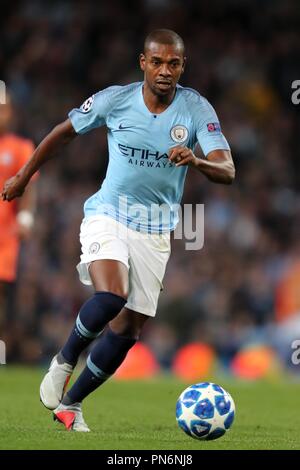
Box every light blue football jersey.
[68,82,230,233]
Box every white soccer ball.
[176,382,235,440]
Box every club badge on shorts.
[170,125,189,144]
[89,242,100,254]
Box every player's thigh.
[126,231,171,317]
[77,215,130,298]
[89,259,129,299]
[109,307,149,337]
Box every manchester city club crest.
[170,125,189,143]
[89,242,100,254]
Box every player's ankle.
[61,393,78,406]
[57,351,77,367]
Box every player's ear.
[139,53,146,71]
[181,57,187,74]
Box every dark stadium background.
[1,0,300,380]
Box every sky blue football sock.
[61,292,126,366]
[62,328,136,404]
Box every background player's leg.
[61,259,129,365]
[62,308,148,404]
[0,282,6,329]
[0,281,15,331]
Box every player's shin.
[62,327,136,404]
[61,292,127,365]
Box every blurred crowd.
[1,0,300,373]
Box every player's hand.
[1,174,26,201]
[168,146,198,167]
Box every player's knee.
[109,310,148,339]
[109,321,137,338]
[108,287,128,301]
[94,286,128,301]
[127,323,144,340]
[111,324,143,340]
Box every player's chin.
[154,82,174,95]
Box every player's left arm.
[168,147,235,184]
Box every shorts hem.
[77,256,129,286]
[80,255,129,269]
[125,302,156,317]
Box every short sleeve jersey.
[69,82,230,233]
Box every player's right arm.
[1,119,77,201]
[2,87,116,202]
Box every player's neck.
[142,83,176,114]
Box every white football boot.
[40,354,74,410]
[53,402,90,432]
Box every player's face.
[140,42,186,97]
[0,101,13,133]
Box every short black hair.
[144,29,185,55]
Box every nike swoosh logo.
[119,124,135,130]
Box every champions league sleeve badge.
[170,125,189,144]
[80,95,94,113]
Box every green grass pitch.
[0,367,300,450]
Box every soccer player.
[1,30,235,432]
[0,93,36,329]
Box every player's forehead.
[145,41,184,60]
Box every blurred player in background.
[0,94,36,329]
[1,30,234,432]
